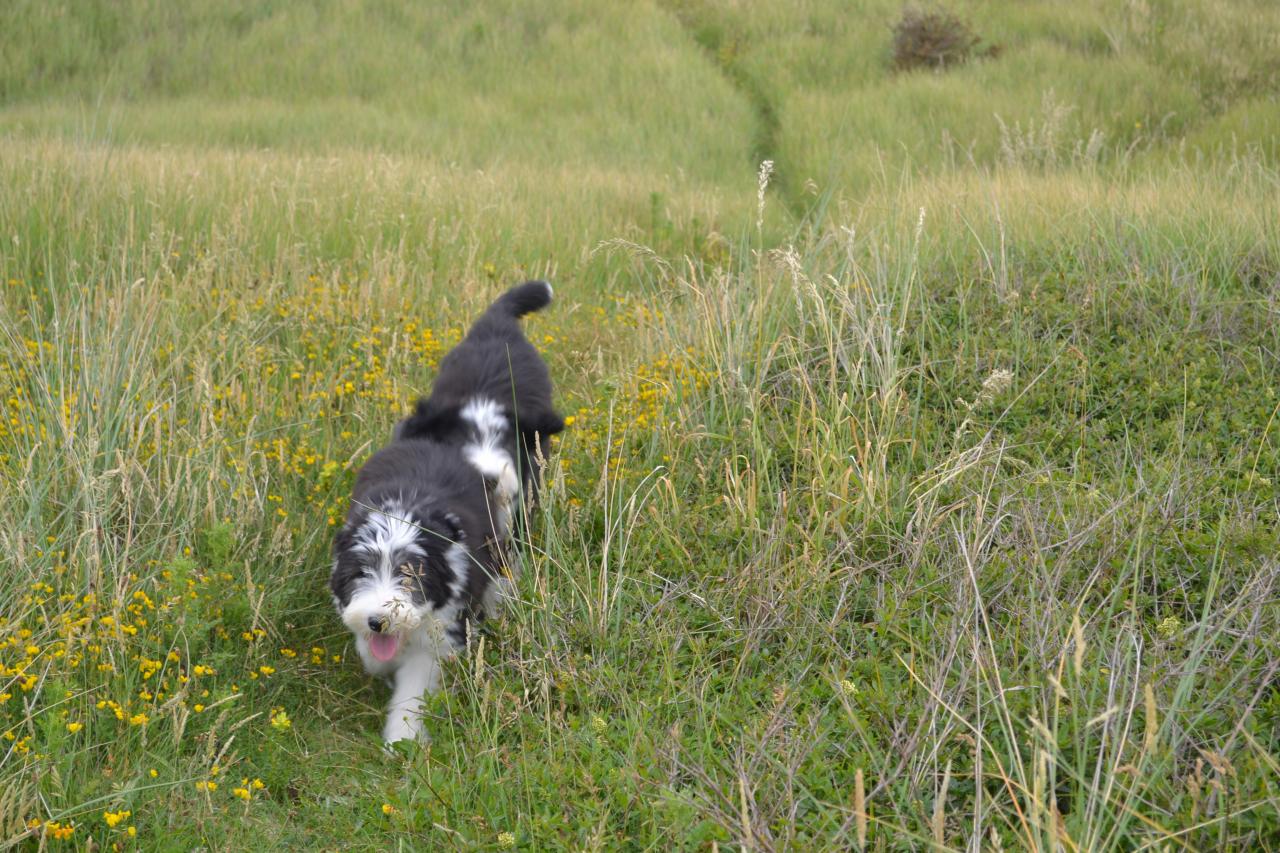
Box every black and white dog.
[330,281,563,743]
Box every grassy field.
[2,1,1279,850]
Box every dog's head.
[330,501,469,662]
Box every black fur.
[393,280,565,491]
[333,281,563,632]
[329,440,496,612]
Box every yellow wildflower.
[43,820,75,841]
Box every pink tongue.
[368,633,400,662]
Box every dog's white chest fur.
[353,606,460,743]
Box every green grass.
[662,0,1280,197]
[2,1,1279,850]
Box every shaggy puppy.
[331,281,563,743]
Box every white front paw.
[383,711,427,745]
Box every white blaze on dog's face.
[330,502,468,669]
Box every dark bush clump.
[891,7,995,72]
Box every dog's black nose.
[368,616,386,633]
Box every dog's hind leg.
[383,653,440,743]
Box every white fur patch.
[467,445,519,500]
[460,396,520,534]
[339,501,429,655]
[383,651,441,743]
[444,541,471,600]
[339,504,462,743]
[352,500,423,558]
[460,397,508,440]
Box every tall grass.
[2,0,1279,848]
[663,0,1280,199]
[0,0,758,191]
[3,146,1278,849]
[616,157,1279,848]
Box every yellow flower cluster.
[27,818,75,841]
[232,777,266,801]
[2,539,337,838]
[2,277,654,837]
[0,337,53,452]
[559,350,708,497]
[0,560,294,742]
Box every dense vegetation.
[2,1,1278,849]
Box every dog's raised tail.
[490,280,554,319]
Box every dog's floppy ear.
[333,523,356,555]
[414,509,466,551]
[442,511,467,543]
[330,523,365,606]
